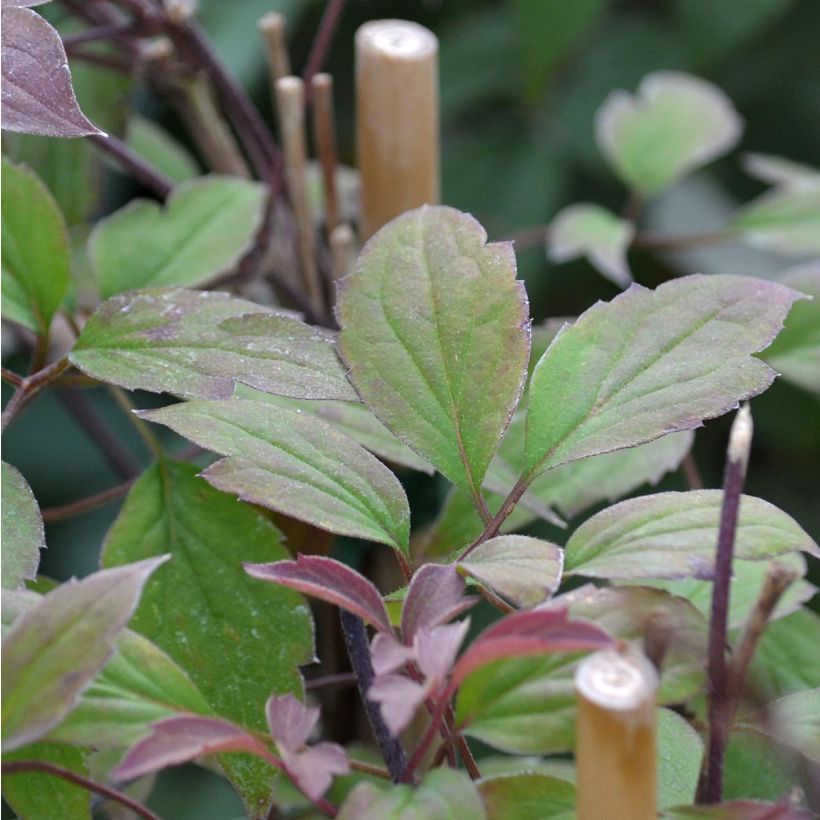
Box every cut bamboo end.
[355,19,439,239]
[311,72,341,233]
[259,12,292,87]
[275,76,322,313]
[329,224,356,281]
[575,646,659,820]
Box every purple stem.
[88,133,173,199]
[303,0,348,88]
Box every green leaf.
[564,490,819,580]
[141,401,411,552]
[1,462,44,590]
[596,71,742,196]
[90,176,266,298]
[337,205,530,498]
[236,388,433,474]
[766,688,820,764]
[478,772,576,819]
[2,556,167,752]
[2,742,91,820]
[761,263,820,395]
[658,708,704,809]
[748,609,820,699]
[548,203,635,287]
[455,586,706,754]
[127,116,201,183]
[524,275,802,478]
[70,287,357,401]
[47,629,213,750]
[101,460,313,815]
[1,157,70,333]
[338,768,486,819]
[633,553,814,630]
[456,535,563,609]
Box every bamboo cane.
[575,646,659,820]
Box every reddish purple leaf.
[401,564,477,642]
[1,7,103,137]
[113,715,272,782]
[415,620,471,681]
[244,555,392,634]
[282,742,349,802]
[450,608,612,689]
[2,1,51,8]
[368,674,428,736]
[266,693,318,752]
[370,632,415,676]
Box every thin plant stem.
[108,387,164,460]
[302,0,348,88]
[66,46,132,72]
[62,22,133,47]
[477,584,514,614]
[28,333,49,375]
[2,761,159,820]
[339,609,408,782]
[402,691,451,781]
[702,404,753,804]
[311,73,341,233]
[348,758,391,780]
[259,12,291,107]
[1,357,71,432]
[88,133,173,198]
[42,478,135,524]
[682,452,704,490]
[305,671,357,690]
[2,366,23,387]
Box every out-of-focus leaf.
[595,71,742,196]
[658,708,703,809]
[47,629,213,749]
[126,116,201,183]
[102,460,312,815]
[765,688,820,764]
[71,288,356,401]
[635,552,813,630]
[236,389,433,474]
[564,490,819,580]
[113,715,271,782]
[141,401,410,552]
[525,275,801,478]
[457,535,563,609]
[664,802,813,819]
[1,462,44,589]
[743,153,820,190]
[477,772,576,819]
[748,609,820,699]
[401,563,476,641]
[90,176,266,297]
[548,203,635,287]
[245,555,392,634]
[0,6,101,137]
[2,742,91,820]
[456,586,706,754]
[1,556,167,751]
[338,768,486,820]
[337,206,530,497]
[1,157,70,333]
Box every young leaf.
[246,555,393,634]
[564,490,819,580]
[70,288,357,401]
[338,768,486,820]
[47,629,213,750]
[457,535,564,609]
[1,6,102,137]
[765,688,820,765]
[548,203,635,287]
[2,742,91,820]
[90,176,266,298]
[337,205,530,497]
[141,400,411,552]
[761,263,820,396]
[113,715,271,782]
[595,71,742,196]
[478,772,576,819]
[1,555,168,752]
[1,157,70,334]
[102,460,313,815]
[401,563,477,642]
[238,388,434,474]
[126,116,201,183]
[1,462,44,589]
[525,275,802,478]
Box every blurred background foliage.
[2,0,819,816]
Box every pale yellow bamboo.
[275,76,323,313]
[259,12,292,98]
[329,223,356,281]
[575,646,658,820]
[311,72,341,233]
[355,20,439,239]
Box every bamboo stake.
[355,20,439,239]
[329,224,356,281]
[311,72,342,233]
[259,13,291,105]
[575,646,659,820]
[275,76,323,314]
